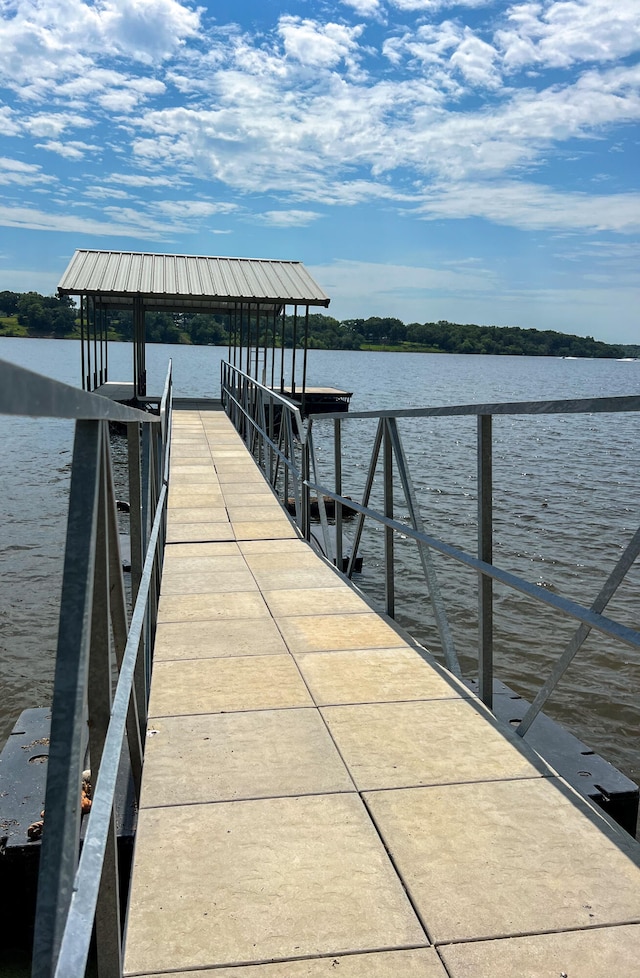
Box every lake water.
[1,337,639,793]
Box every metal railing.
[221,360,308,529]
[0,357,172,978]
[221,363,640,733]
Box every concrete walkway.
[123,405,640,978]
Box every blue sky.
[0,0,638,343]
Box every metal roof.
[57,250,330,312]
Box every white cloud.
[0,0,201,111]
[416,181,640,232]
[382,20,499,93]
[55,68,165,103]
[389,0,495,9]
[23,112,93,138]
[154,199,237,218]
[0,202,173,237]
[96,0,202,64]
[278,17,365,71]
[450,30,502,89]
[101,204,182,234]
[393,62,640,180]
[83,186,133,201]
[35,140,100,160]
[0,157,54,186]
[0,105,22,136]
[309,258,639,342]
[340,0,383,16]
[256,210,322,227]
[311,258,497,297]
[105,172,183,188]
[497,0,640,71]
[128,52,640,202]
[0,0,201,94]
[0,0,639,289]
[98,91,145,114]
[384,20,464,68]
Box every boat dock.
[122,403,640,977]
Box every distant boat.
[617,357,638,362]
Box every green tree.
[0,290,19,316]
[16,292,76,335]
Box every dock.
[122,403,640,977]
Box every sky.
[0,0,638,344]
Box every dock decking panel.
[123,405,640,978]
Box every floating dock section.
[122,404,640,977]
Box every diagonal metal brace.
[517,524,640,737]
[386,417,461,678]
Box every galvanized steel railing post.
[258,387,266,470]
[335,418,343,572]
[308,424,335,564]
[88,430,122,978]
[104,437,143,796]
[268,393,275,486]
[478,413,494,709]
[383,419,395,618]
[31,420,101,978]
[302,438,311,540]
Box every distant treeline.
[1,290,637,359]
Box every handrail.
[0,357,172,978]
[303,471,640,648]
[221,362,640,749]
[0,358,154,422]
[54,479,169,977]
[221,360,307,527]
[309,393,640,421]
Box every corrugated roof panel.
[227,260,250,300]
[158,254,169,293]
[198,257,217,297]
[79,250,100,291]
[139,253,154,293]
[58,250,329,307]
[128,252,142,292]
[102,252,123,292]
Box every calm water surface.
[1,338,639,792]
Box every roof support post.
[91,296,98,390]
[133,296,146,398]
[246,302,252,381]
[291,305,298,395]
[254,302,260,383]
[279,305,286,392]
[237,302,244,374]
[80,295,86,391]
[301,305,310,416]
[270,307,277,390]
